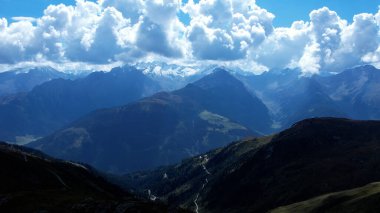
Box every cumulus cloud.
[303,7,380,74]
[68,6,128,63]
[135,0,185,58]
[251,6,380,74]
[0,0,185,65]
[101,0,186,58]
[0,19,36,63]
[251,21,310,69]
[136,17,182,57]
[184,0,274,60]
[0,0,379,74]
[100,0,143,23]
[308,7,345,69]
[338,13,379,68]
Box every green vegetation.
[271,182,380,213]
[199,110,247,134]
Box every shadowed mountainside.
[0,141,171,212]
[122,118,380,213]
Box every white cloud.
[299,42,321,75]
[362,10,380,67]
[136,17,182,58]
[308,7,345,70]
[100,0,143,23]
[251,21,310,70]
[135,0,185,58]
[188,22,242,60]
[251,6,380,74]
[11,17,37,22]
[339,13,379,66]
[0,20,36,63]
[70,6,128,63]
[184,0,274,60]
[101,0,186,58]
[0,0,379,74]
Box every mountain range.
[238,65,380,129]
[2,63,380,212]
[29,69,271,173]
[16,64,380,174]
[0,66,161,143]
[2,64,380,143]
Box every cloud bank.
[0,0,379,74]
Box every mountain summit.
[191,68,272,133]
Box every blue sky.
[0,0,379,26]
[0,0,85,20]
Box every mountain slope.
[0,66,161,142]
[236,68,301,118]
[0,141,168,212]
[30,68,271,173]
[317,65,380,119]
[238,69,346,130]
[123,118,380,213]
[279,77,346,126]
[271,182,380,213]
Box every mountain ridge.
[122,117,380,213]
[0,66,75,97]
